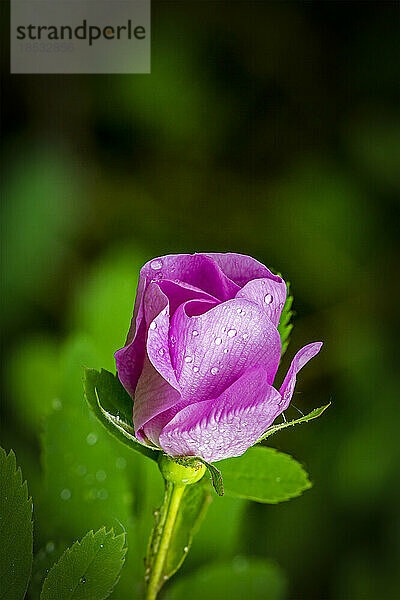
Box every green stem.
[145,482,185,600]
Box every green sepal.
[257,403,331,443]
[0,447,33,600]
[277,280,294,357]
[202,460,224,496]
[83,367,158,461]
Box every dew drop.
[237,308,245,315]
[52,398,62,410]
[151,259,163,270]
[264,293,273,304]
[192,330,199,336]
[96,470,107,482]
[227,329,237,338]
[116,457,127,470]
[242,333,249,340]
[211,367,219,375]
[193,366,199,373]
[100,544,104,548]
[60,488,71,500]
[80,576,86,584]
[149,321,157,330]
[184,356,193,363]
[158,348,165,356]
[184,546,189,552]
[215,337,222,345]
[86,432,98,445]
[223,348,229,353]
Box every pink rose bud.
[115,253,322,462]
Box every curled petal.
[205,253,278,287]
[169,298,281,403]
[158,367,282,462]
[235,277,287,328]
[279,342,323,410]
[140,254,240,301]
[114,319,146,398]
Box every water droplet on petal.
[264,293,273,304]
[158,348,165,356]
[211,367,219,375]
[193,366,199,373]
[60,488,71,500]
[237,308,245,315]
[151,259,163,270]
[150,321,157,330]
[242,333,249,340]
[223,348,229,354]
[227,329,237,338]
[192,330,199,336]
[184,356,193,363]
[215,337,222,345]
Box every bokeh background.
[1,1,399,599]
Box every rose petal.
[205,253,279,287]
[114,319,146,397]
[169,298,281,403]
[158,367,282,462]
[133,355,181,438]
[279,342,323,410]
[235,277,287,328]
[140,254,240,301]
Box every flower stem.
[145,482,185,600]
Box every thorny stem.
[145,481,185,600]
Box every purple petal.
[279,342,323,410]
[205,253,278,287]
[158,367,282,462]
[114,319,146,398]
[133,355,181,439]
[140,254,240,301]
[235,277,287,328]
[169,298,281,403]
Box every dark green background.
[1,2,399,599]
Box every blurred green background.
[1,1,399,599]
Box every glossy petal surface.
[159,367,282,462]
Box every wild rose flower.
[115,253,322,463]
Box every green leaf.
[164,479,211,579]
[165,558,287,600]
[217,446,311,503]
[277,281,293,357]
[0,447,33,600]
[40,528,126,600]
[202,461,224,496]
[257,404,331,442]
[83,367,158,461]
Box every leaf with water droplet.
[217,446,311,503]
[256,403,331,443]
[0,447,33,600]
[40,527,126,600]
